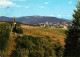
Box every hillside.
[21,24,66,46]
[0,16,69,25]
[0,21,66,46]
[0,21,66,57]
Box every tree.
[63,0,80,57]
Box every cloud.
[44,2,49,4]
[39,6,45,8]
[57,14,72,18]
[25,6,30,8]
[14,5,30,8]
[68,1,72,4]
[49,14,72,18]
[0,0,25,8]
[11,0,26,1]
[49,15,54,17]
[0,0,15,6]
[57,14,62,18]
[15,5,22,7]
[66,15,72,17]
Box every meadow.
[21,24,66,46]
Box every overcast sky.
[0,0,77,20]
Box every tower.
[11,17,16,34]
[12,17,16,31]
[13,17,16,28]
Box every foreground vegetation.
[11,35,63,57]
[0,22,11,57]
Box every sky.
[0,0,78,20]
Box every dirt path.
[6,29,17,56]
[7,34,16,55]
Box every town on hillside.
[36,21,72,28]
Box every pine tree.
[63,0,80,57]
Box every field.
[21,24,66,46]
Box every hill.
[0,16,69,25]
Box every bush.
[0,23,11,57]
[12,35,63,57]
[0,23,11,51]
[12,23,23,34]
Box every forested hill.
[0,16,69,25]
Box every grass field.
[21,24,66,46]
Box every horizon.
[0,15,73,21]
[0,0,77,20]
[0,15,72,21]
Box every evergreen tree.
[63,0,80,57]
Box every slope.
[21,24,66,46]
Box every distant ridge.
[0,16,70,25]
